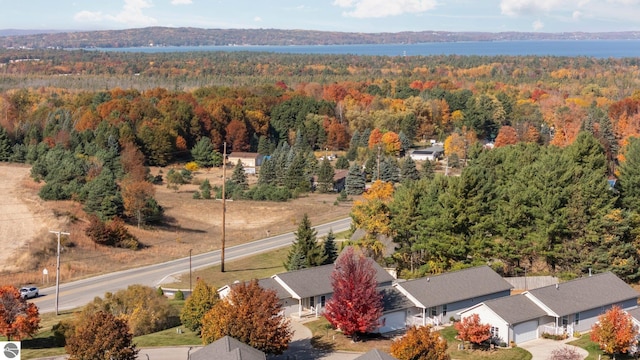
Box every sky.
[2,0,640,33]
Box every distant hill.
[1,27,640,49]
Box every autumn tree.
[350,180,394,258]
[381,131,401,156]
[180,279,218,334]
[324,247,383,339]
[284,213,325,270]
[201,280,291,355]
[590,305,638,358]
[455,314,491,348]
[390,326,450,360]
[0,286,40,340]
[121,179,155,228]
[548,346,583,360]
[66,311,138,360]
[494,125,519,147]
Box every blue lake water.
[94,40,640,58]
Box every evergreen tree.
[284,152,309,191]
[284,214,325,270]
[400,156,420,182]
[0,126,11,161]
[398,130,412,156]
[420,160,435,180]
[258,157,277,185]
[322,229,339,265]
[83,167,123,220]
[345,163,366,195]
[360,129,371,148]
[317,157,335,193]
[335,155,350,169]
[287,246,307,271]
[231,159,248,189]
[191,137,216,167]
[257,135,273,156]
[364,152,378,182]
[380,156,400,183]
[200,179,212,199]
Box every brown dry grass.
[0,164,355,287]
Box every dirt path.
[0,164,49,272]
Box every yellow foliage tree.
[350,180,394,258]
[381,131,401,156]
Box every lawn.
[568,333,636,360]
[306,317,393,353]
[440,326,532,360]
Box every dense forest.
[2,48,640,279]
[3,27,640,48]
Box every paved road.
[31,218,351,314]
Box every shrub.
[156,287,164,296]
[175,290,184,300]
[85,215,140,249]
[192,191,201,199]
[52,320,75,347]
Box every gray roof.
[354,349,398,360]
[482,295,548,325]
[379,286,414,313]
[256,278,290,300]
[190,336,265,360]
[626,307,640,323]
[274,262,395,299]
[526,272,639,317]
[397,266,513,308]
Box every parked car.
[20,286,38,299]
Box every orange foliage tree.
[590,305,638,357]
[381,131,401,156]
[368,128,384,149]
[0,286,40,340]
[201,280,291,355]
[390,326,450,360]
[454,314,491,348]
[494,125,519,147]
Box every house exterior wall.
[460,305,510,345]
[571,299,638,333]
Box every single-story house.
[393,265,513,327]
[378,285,416,333]
[312,169,348,192]
[190,335,265,360]
[218,261,396,320]
[227,152,264,167]
[409,146,444,161]
[354,349,398,360]
[458,272,640,345]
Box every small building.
[227,152,264,167]
[409,146,444,161]
[459,272,640,345]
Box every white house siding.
[377,311,407,333]
[460,305,510,345]
[571,299,637,333]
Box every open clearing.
[0,163,354,286]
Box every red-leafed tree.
[591,305,638,358]
[368,128,384,150]
[226,119,250,152]
[0,285,40,340]
[324,247,383,339]
[455,314,491,348]
[494,125,519,148]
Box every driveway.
[518,337,588,360]
[269,320,363,360]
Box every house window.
[574,312,580,325]
[562,315,569,328]
[490,326,499,338]
[320,296,326,307]
[443,304,447,316]
[430,307,437,317]
[310,296,315,308]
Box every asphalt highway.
[31,217,351,314]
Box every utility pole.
[189,249,192,293]
[221,142,226,273]
[50,230,70,316]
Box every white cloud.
[572,10,583,20]
[254,16,262,22]
[532,19,544,30]
[500,0,568,16]
[171,0,192,4]
[333,0,437,18]
[74,10,104,22]
[75,0,157,26]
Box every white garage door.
[514,320,538,344]
[378,312,406,333]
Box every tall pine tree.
[345,163,365,195]
[284,213,325,270]
[231,159,248,189]
[317,157,335,193]
[322,229,339,265]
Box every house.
[354,349,398,360]
[409,146,444,161]
[219,261,396,320]
[312,169,349,192]
[378,285,415,333]
[458,272,640,345]
[190,336,265,360]
[394,266,513,327]
[227,152,264,167]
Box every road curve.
[32,217,352,314]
